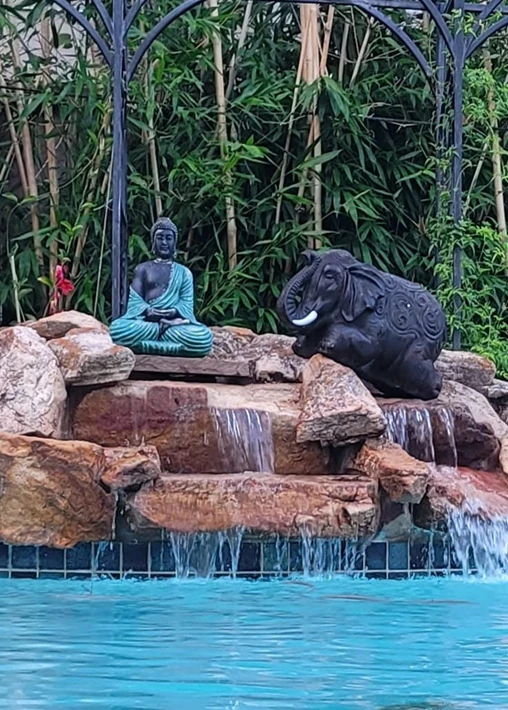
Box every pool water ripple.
[1,577,508,708]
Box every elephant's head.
[277,249,387,330]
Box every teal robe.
[109,262,213,357]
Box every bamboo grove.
[0,1,508,372]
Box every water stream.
[385,405,457,467]
[211,407,275,473]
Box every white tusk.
[292,310,318,327]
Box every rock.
[483,378,508,401]
[354,439,429,503]
[380,397,501,472]
[126,472,379,538]
[0,432,114,547]
[48,328,135,386]
[414,465,508,529]
[439,379,508,441]
[297,355,386,446]
[23,310,108,340]
[133,328,305,383]
[436,349,496,389]
[71,380,329,475]
[209,326,256,358]
[0,432,162,547]
[0,327,66,437]
[101,445,161,492]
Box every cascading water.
[385,405,457,466]
[298,528,366,577]
[212,408,275,473]
[166,528,245,579]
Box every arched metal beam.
[418,0,454,56]
[127,0,207,83]
[267,0,433,79]
[89,0,113,39]
[124,0,150,38]
[469,0,506,44]
[466,15,508,59]
[51,0,112,67]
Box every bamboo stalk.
[9,253,22,323]
[41,15,60,275]
[338,18,350,85]
[275,20,311,225]
[10,37,44,274]
[0,65,29,196]
[208,0,238,270]
[0,145,14,187]
[225,0,253,102]
[319,6,335,77]
[483,48,508,274]
[350,18,373,87]
[66,109,112,306]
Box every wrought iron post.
[111,0,129,319]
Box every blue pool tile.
[366,571,387,579]
[431,538,449,570]
[96,543,120,572]
[0,571,9,578]
[0,543,9,568]
[238,542,261,573]
[366,543,387,571]
[66,543,92,571]
[11,570,37,579]
[123,543,149,572]
[388,542,409,571]
[289,541,303,572]
[341,543,364,572]
[410,539,429,570]
[11,546,37,570]
[388,571,409,580]
[262,540,289,574]
[39,547,65,570]
[150,541,175,573]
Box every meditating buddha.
[110,217,213,357]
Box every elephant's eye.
[323,269,334,280]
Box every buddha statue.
[109,217,213,357]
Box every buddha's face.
[153,228,176,260]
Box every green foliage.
[0,1,507,376]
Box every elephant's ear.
[341,265,386,322]
[300,249,319,266]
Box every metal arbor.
[50,0,508,340]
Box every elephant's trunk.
[277,261,318,328]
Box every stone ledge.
[133,354,252,379]
[126,473,379,538]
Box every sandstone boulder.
[48,327,135,386]
[354,439,429,503]
[23,310,108,340]
[436,349,496,389]
[297,355,386,446]
[101,445,161,492]
[0,327,66,437]
[0,432,161,547]
[414,465,508,529]
[126,473,379,538]
[71,380,329,475]
[0,432,114,547]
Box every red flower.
[48,264,74,315]
[54,264,74,297]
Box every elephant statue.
[277,249,447,400]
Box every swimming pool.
[0,576,506,709]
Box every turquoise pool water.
[1,577,507,709]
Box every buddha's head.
[151,217,178,261]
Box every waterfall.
[385,405,457,466]
[167,528,245,579]
[299,528,365,577]
[447,510,508,576]
[211,407,275,473]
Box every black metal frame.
[50,0,508,339]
